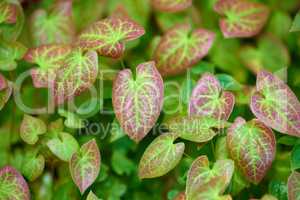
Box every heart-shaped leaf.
[24,44,72,88]
[70,139,101,194]
[154,24,215,76]
[0,1,17,24]
[22,149,45,181]
[138,133,185,179]
[112,61,164,142]
[30,0,75,46]
[53,49,98,105]
[251,70,300,137]
[77,16,145,58]
[214,0,269,38]
[151,0,192,12]
[189,73,235,120]
[186,156,234,199]
[0,166,30,200]
[20,114,47,145]
[87,191,101,200]
[227,117,276,184]
[166,115,230,143]
[288,171,300,200]
[0,74,12,110]
[58,109,85,129]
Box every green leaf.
[110,118,126,143]
[138,133,185,179]
[288,171,300,200]
[22,149,45,181]
[20,114,47,145]
[151,0,192,12]
[87,191,101,200]
[268,180,288,200]
[111,149,135,175]
[290,11,300,32]
[216,74,242,91]
[58,109,85,129]
[291,144,300,170]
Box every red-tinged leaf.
[189,73,235,120]
[20,114,47,145]
[214,0,269,38]
[24,44,72,88]
[174,192,186,200]
[0,80,12,110]
[30,0,75,46]
[70,139,101,194]
[0,166,30,200]
[138,133,185,179]
[112,61,164,142]
[250,70,300,137]
[87,191,101,200]
[53,49,98,105]
[288,171,300,200]
[0,73,7,91]
[186,156,234,199]
[0,1,17,24]
[227,117,276,184]
[151,0,192,12]
[154,24,215,76]
[77,16,145,58]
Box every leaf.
[77,16,145,58]
[58,109,85,129]
[0,76,12,111]
[227,117,276,184]
[166,115,230,143]
[268,180,288,200]
[151,0,192,12]
[173,192,186,200]
[20,114,47,145]
[291,144,300,170]
[87,191,101,200]
[24,44,72,88]
[214,0,269,38]
[53,49,98,105]
[0,1,17,24]
[112,61,164,142]
[250,70,300,137]
[0,73,7,90]
[154,24,215,76]
[216,74,242,91]
[0,166,30,200]
[290,11,300,32]
[30,0,75,46]
[189,73,235,120]
[288,171,300,200]
[110,118,126,142]
[138,133,185,179]
[111,149,135,175]
[69,139,101,194]
[22,149,45,181]
[47,132,79,162]
[186,156,234,200]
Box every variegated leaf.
[227,117,276,184]
[24,44,72,88]
[0,74,12,110]
[0,73,7,90]
[53,49,98,105]
[70,139,101,194]
[154,24,215,76]
[214,0,269,38]
[251,70,300,137]
[22,149,45,181]
[138,133,185,179]
[77,16,145,58]
[87,191,101,200]
[288,171,300,200]
[0,166,30,200]
[189,73,235,120]
[0,1,17,24]
[112,61,164,142]
[151,0,192,12]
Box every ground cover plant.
[0,0,300,199]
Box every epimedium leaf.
[154,24,215,76]
[0,73,7,90]
[291,144,300,171]
[214,0,269,38]
[216,74,242,91]
[112,61,164,142]
[288,171,300,200]
[250,70,300,137]
[0,74,12,111]
[53,49,98,105]
[23,44,72,88]
[77,16,145,58]
[151,0,192,12]
[87,191,101,200]
[0,1,17,24]
[290,11,300,32]
[110,118,126,143]
[58,109,85,129]
[138,133,185,179]
[0,166,30,200]
[189,73,235,121]
[227,117,276,184]
[69,139,101,194]
[20,114,47,145]
[30,0,75,46]
[22,149,45,181]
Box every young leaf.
[288,171,300,200]
[112,61,164,142]
[22,149,45,181]
[290,11,300,32]
[154,24,215,76]
[53,49,98,105]
[70,139,101,194]
[138,133,185,179]
[189,73,235,120]
[214,0,269,38]
[0,75,12,111]
[58,109,85,129]
[250,70,300,137]
[0,166,30,200]
[30,0,75,46]
[77,16,145,58]
[0,1,17,24]
[87,191,101,200]
[227,117,276,184]
[23,44,72,88]
[20,114,47,145]
[151,0,192,12]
